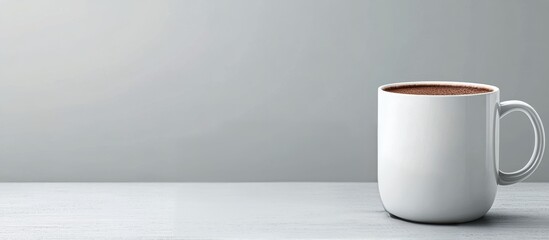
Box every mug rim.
[379,81,499,97]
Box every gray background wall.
[0,0,548,181]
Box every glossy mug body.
[378,81,545,224]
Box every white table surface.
[0,183,548,239]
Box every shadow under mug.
[378,81,545,224]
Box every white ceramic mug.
[378,81,545,223]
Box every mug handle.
[498,100,545,185]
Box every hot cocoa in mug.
[378,81,545,224]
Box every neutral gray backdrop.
[0,0,548,181]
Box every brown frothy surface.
[384,84,492,95]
